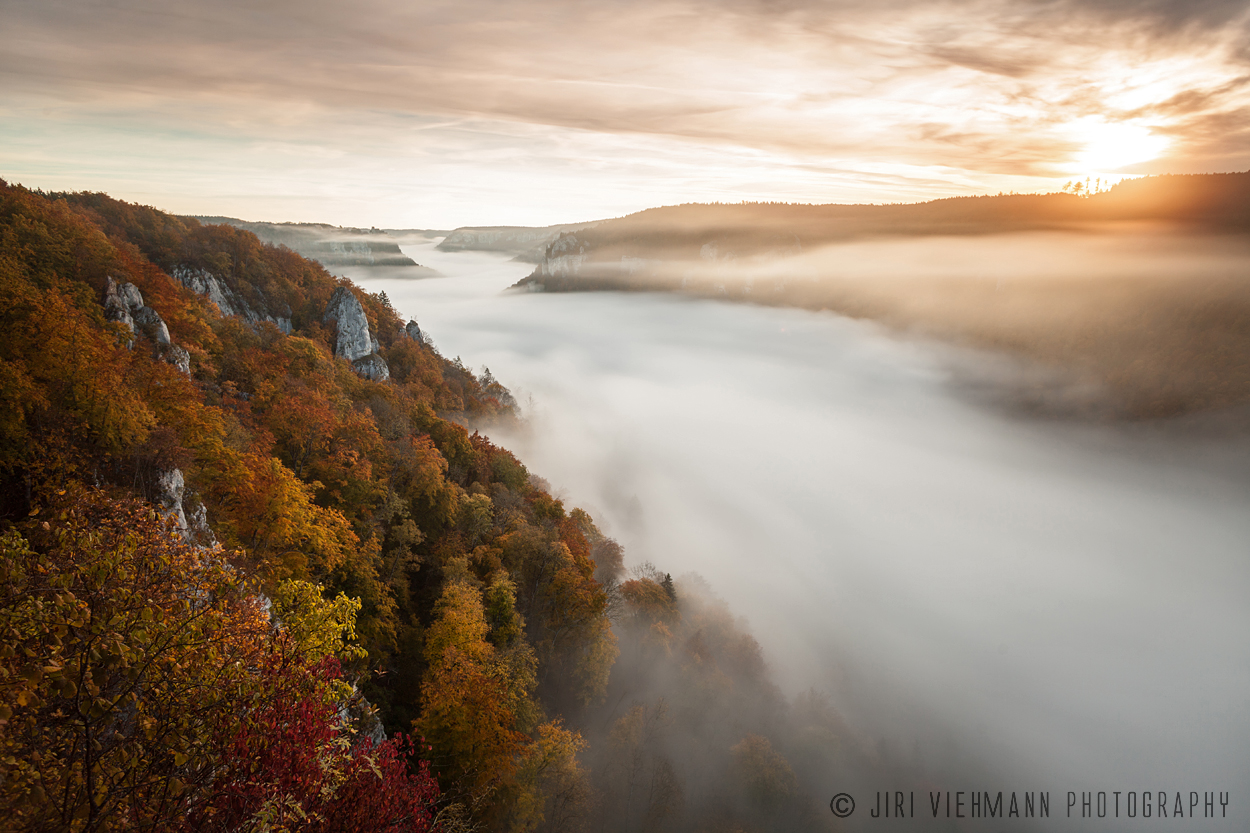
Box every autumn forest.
[0,181,843,832]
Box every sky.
[3,0,1250,227]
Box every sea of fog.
[344,241,1250,829]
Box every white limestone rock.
[353,354,391,381]
[133,306,171,346]
[173,265,243,318]
[536,234,588,278]
[105,278,171,350]
[404,320,423,343]
[167,344,191,375]
[156,468,188,535]
[103,277,136,338]
[172,264,292,333]
[185,497,218,548]
[117,282,144,311]
[155,469,219,547]
[323,286,374,362]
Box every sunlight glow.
[1067,119,1171,172]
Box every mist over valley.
[347,233,1250,828]
[515,175,1250,423]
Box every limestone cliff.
[103,277,190,374]
[191,217,439,272]
[533,233,590,278]
[518,231,661,291]
[103,278,136,337]
[514,220,799,293]
[323,286,374,361]
[155,467,218,547]
[172,265,293,333]
[155,468,188,534]
[323,286,391,381]
[438,221,600,263]
[352,354,391,382]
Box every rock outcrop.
[526,233,592,282]
[323,287,374,361]
[133,306,171,346]
[404,320,424,344]
[323,286,390,381]
[352,354,391,381]
[437,221,600,263]
[103,277,190,374]
[155,468,188,534]
[172,265,238,317]
[185,496,218,548]
[167,345,191,375]
[155,467,218,547]
[103,277,137,338]
[172,265,293,334]
[116,281,144,312]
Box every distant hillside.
[196,216,442,273]
[438,221,600,263]
[519,173,1250,277]
[515,173,1250,422]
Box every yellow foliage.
[270,579,367,666]
[730,734,798,807]
[0,493,269,830]
[508,720,591,833]
[423,580,492,666]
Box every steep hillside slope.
[0,182,850,832]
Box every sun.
[1064,118,1171,172]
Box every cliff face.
[192,217,439,272]
[103,277,191,373]
[323,286,373,361]
[156,467,214,546]
[438,221,600,263]
[300,239,420,268]
[323,286,390,380]
[533,233,589,278]
[102,277,138,336]
[173,265,294,334]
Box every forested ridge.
[0,181,844,832]
[518,173,1250,421]
[524,172,1250,256]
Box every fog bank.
[524,225,1250,420]
[353,241,1250,828]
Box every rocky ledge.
[103,277,191,374]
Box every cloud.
[3,0,1248,223]
[1052,0,1250,34]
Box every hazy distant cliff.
[515,173,1250,422]
[438,221,600,262]
[519,172,1250,290]
[196,216,441,273]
